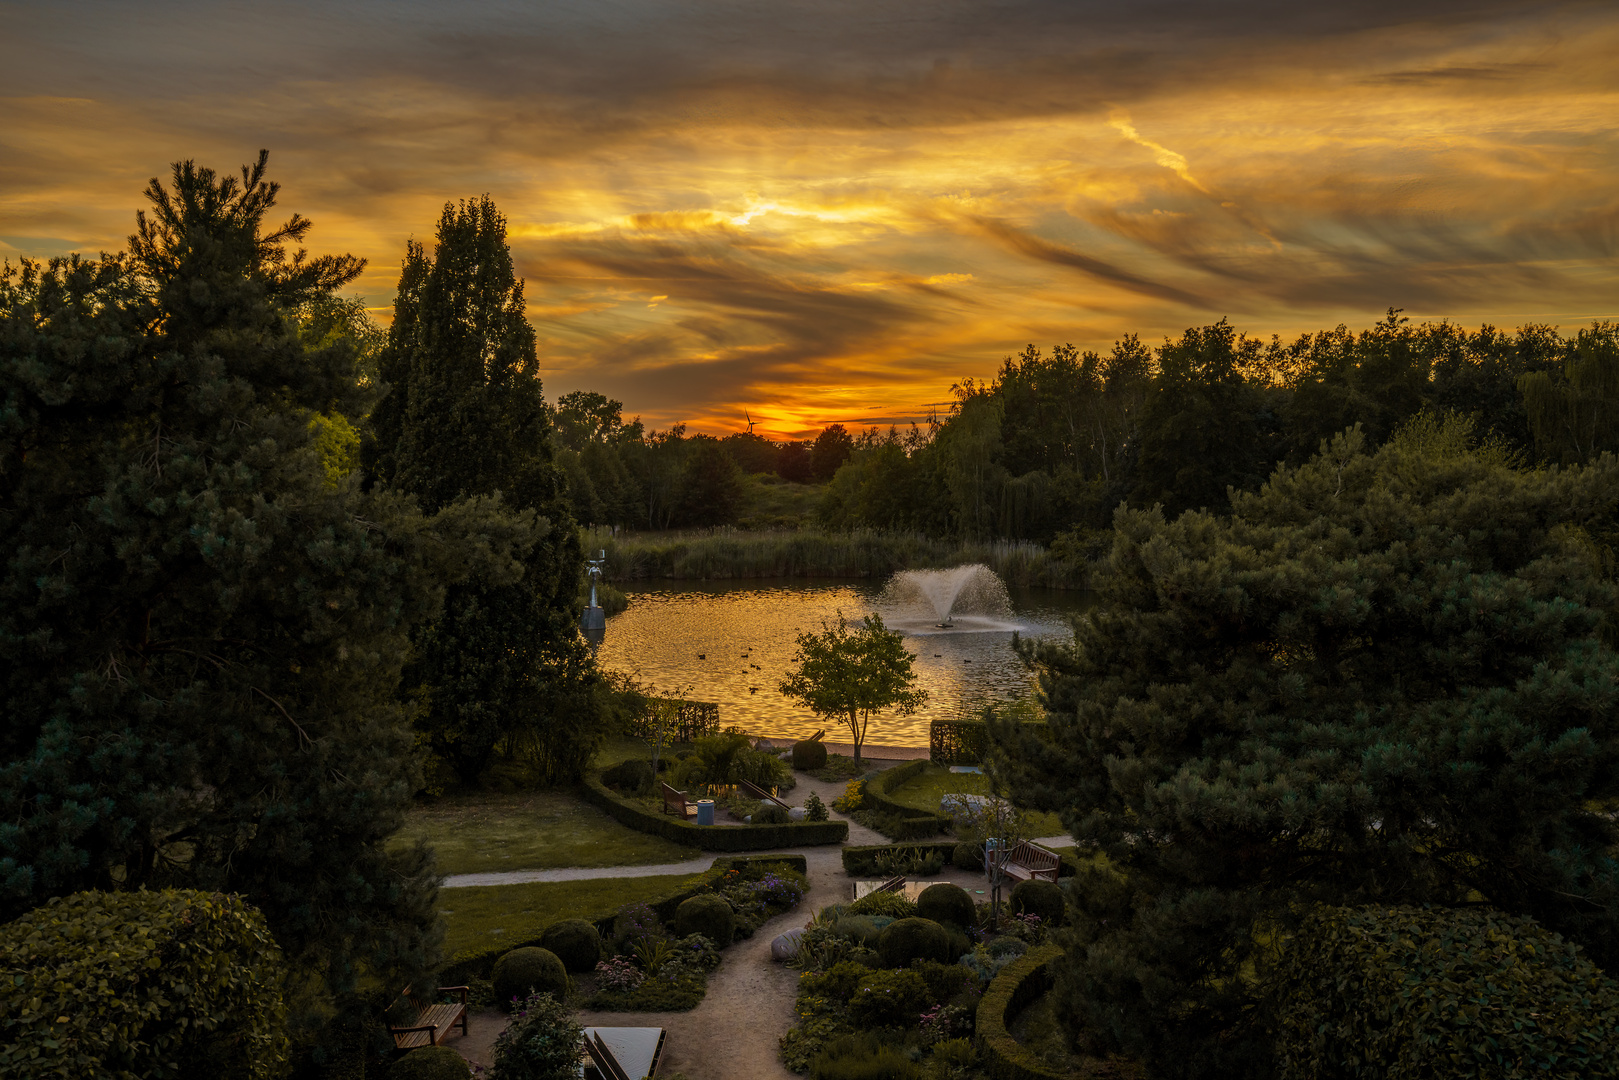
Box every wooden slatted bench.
[387,984,469,1049]
[661,781,698,819]
[738,777,790,812]
[995,841,1060,884]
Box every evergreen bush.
[602,758,654,794]
[834,915,889,949]
[754,804,791,825]
[489,991,584,1080]
[387,1046,471,1080]
[794,739,829,770]
[915,883,975,929]
[491,947,568,1009]
[1009,880,1064,928]
[911,959,976,1005]
[538,919,602,974]
[848,968,931,1028]
[674,894,735,946]
[951,841,983,870]
[848,891,918,920]
[1271,905,1619,1080]
[877,918,952,967]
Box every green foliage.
[794,739,830,770]
[668,730,752,789]
[1271,905,1619,1080]
[995,419,1619,1077]
[755,804,791,825]
[849,891,919,920]
[841,843,958,878]
[805,791,830,821]
[878,918,952,968]
[0,889,289,1080]
[537,919,601,974]
[953,842,983,870]
[489,990,583,1080]
[1009,881,1064,928]
[915,883,976,929]
[779,613,928,762]
[834,915,889,950]
[387,1046,472,1080]
[810,1033,924,1080]
[0,153,474,1050]
[1515,321,1619,465]
[732,746,797,790]
[367,195,597,785]
[801,959,880,1000]
[848,968,932,1028]
[674,893,735,946]
[491,948,567,1010]
[928,720,991,765]
[911,960,976,1006]
[585,968,708,1012]
[601,758,655,795]
[578,772,848,850]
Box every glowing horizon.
[3,2,1616,440]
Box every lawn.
[439,873,707,958]
[391,790,698,876]
[884,763,1066,838]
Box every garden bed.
[978,946,1143,1080]
[579,772,847,849]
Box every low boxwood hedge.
[1271,904,1619,1080]
[0,889,289,1080]
[579,773,847,849]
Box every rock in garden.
[789,806,807,821]
[771,928,804,961]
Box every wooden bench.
[738,778,790,812]
[387,984,469,1049]
[994,841,1060,884]
[662,781,698,819]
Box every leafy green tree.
[779,613,927,763]
[677,433,743,526]
[995,417,1619,1078]
[1519,322,1619,465]
[810,423,855,481]
[0,153,532,1056]
[368,196,597,784]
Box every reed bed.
[579,527,1086,588]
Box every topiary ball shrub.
[674,894,735,947]
[1009,879,1065,928]
[538,919,602,974]
[387,1045,471,1080]
[877,917,952,968]
[793,739,829,771]
[848,890,917,920]
[754,804,790,825]
[915,883,975,929]
[491,947,567,1009]
[602,758,654,794]
[952,841,983,870]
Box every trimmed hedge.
[491,947,567,1009]
[674,894,736,946]
[976,944,1142,1080]
[579,772,847,850]
[0,889,289,1080]
[860,760,954,837]
[792,739,828,770]
[841,842,960,877]
[1272,904,1619,1079]
[439,854,807,985]
[538,919,602,973]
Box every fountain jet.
[877,564,1017,633]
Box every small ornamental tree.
[779,613,926,763]
[994,417,1619,1078]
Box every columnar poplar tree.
[0,154,534,1052]
[368,197,597,784]
[995,417,1619,1078]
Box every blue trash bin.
[696,799,715,826]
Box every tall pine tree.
[0,153,537,1058]
[368,197,598,784]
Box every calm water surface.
[593,578,1089,745]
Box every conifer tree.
[369,197,598,783]
[996,417,1619,1078]
[0,153,534,1056]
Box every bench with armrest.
[387,984,469,1049]
[993,841,1060,884]
[738,778,790,812]
[661,781,698,819]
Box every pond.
[593,575,1089,746]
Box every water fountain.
[876,564,1020,634]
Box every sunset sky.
[3,1,1616,439]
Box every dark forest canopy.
[561,311,1619,541]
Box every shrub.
[912,959,976,1005]
[805,791,829,821]
[754,803,790,825]
[848,890,918,920]
[602,757,654,793]
[612,901,664,952]
[930,1037,977,1069]
[835,915,888,949]
[986,936,1028,960]
[873,845,946,876]
[941,923,973,962]
[594,956,645,992]
[734,746,796,790]
[833,779,865,812]
[1009,880,1064,927]
[666,933,723,975]
[674,893,735,946]
[951,841,982,870]
[387,1046,471,1080]
[810,1032,924,1080]
[538,919,602,974]
[878,918,953,968]
[848,968,932,1028]
[489,991,583,1080]
[794,739,829,770]
[0,889,288,1080]
[918,1003,975,1046]
[915,883,975,929]
[1271,904,1619,1080]
[491,947,568,1009]
[802,959,879,1000]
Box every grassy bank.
[582,526,1085,588]
[883,762,1066,838]
[439,873,706,958]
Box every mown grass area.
[884,762,1066,838]
[582,526,1084,589]
[439,873,706,958]
[391,790,698,876]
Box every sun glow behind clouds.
[1,2,1617,438]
